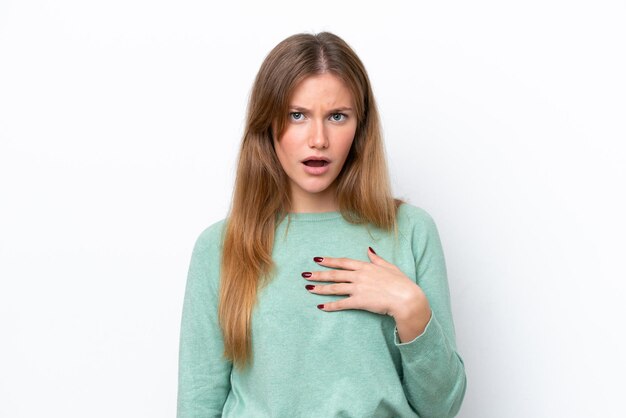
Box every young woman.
[177,32,466,417]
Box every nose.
[308,119,328,149]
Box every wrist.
[391,286,432,343]
[389,285,429,322]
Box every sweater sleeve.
[395,207,467,418]
[177,223,232,417]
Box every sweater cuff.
[393,310,444,351]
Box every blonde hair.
[219,32,403,369]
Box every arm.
[177,223,232,417]
[394,208,466,418]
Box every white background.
[1,1,624,417]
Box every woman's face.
[273,73,357,211]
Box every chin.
[298,181,334,195]
[303,186,331,194]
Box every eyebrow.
[289,105,354,113]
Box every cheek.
[336,127,357,158]
[274,135,298,168]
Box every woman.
[177,32,466,417]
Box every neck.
[289,185,339,213]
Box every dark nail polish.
[302,272,312,278]
[369,247,376,255]
[313,257,324,262]
[305,285,315,290]
[317,304,325,309]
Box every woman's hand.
[303,247,432,342]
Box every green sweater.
[177,203,466,417]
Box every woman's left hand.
[303,247,432,341]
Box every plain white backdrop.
[1,1,624,417]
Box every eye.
[290,112,304,121]
[330,113,346,122]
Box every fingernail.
[369,247,377,255]
[313,257,324,262]
[317,304,325,309]
[302,272,312,278]
[305,285,315,290]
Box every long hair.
[219,32,403,369]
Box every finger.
[302,269,353,283]
[317,296,356,312]
[367,247,397,269]
[313,256,365,271]
[306,282,352,296]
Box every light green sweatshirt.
[177,203,466,417]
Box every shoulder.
[192,217,228,254]
[395,203,446,272]
[185,218,227,294]
[396,202,439,236]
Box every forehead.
[289,73,354,107]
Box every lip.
[302,158,330,176]
[301,155,331,164]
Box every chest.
[249,224,416,357]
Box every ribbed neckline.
[282,211,344,222]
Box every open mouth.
[303,160,329,167]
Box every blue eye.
[290,112,303,120]
[330,113,346,122]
